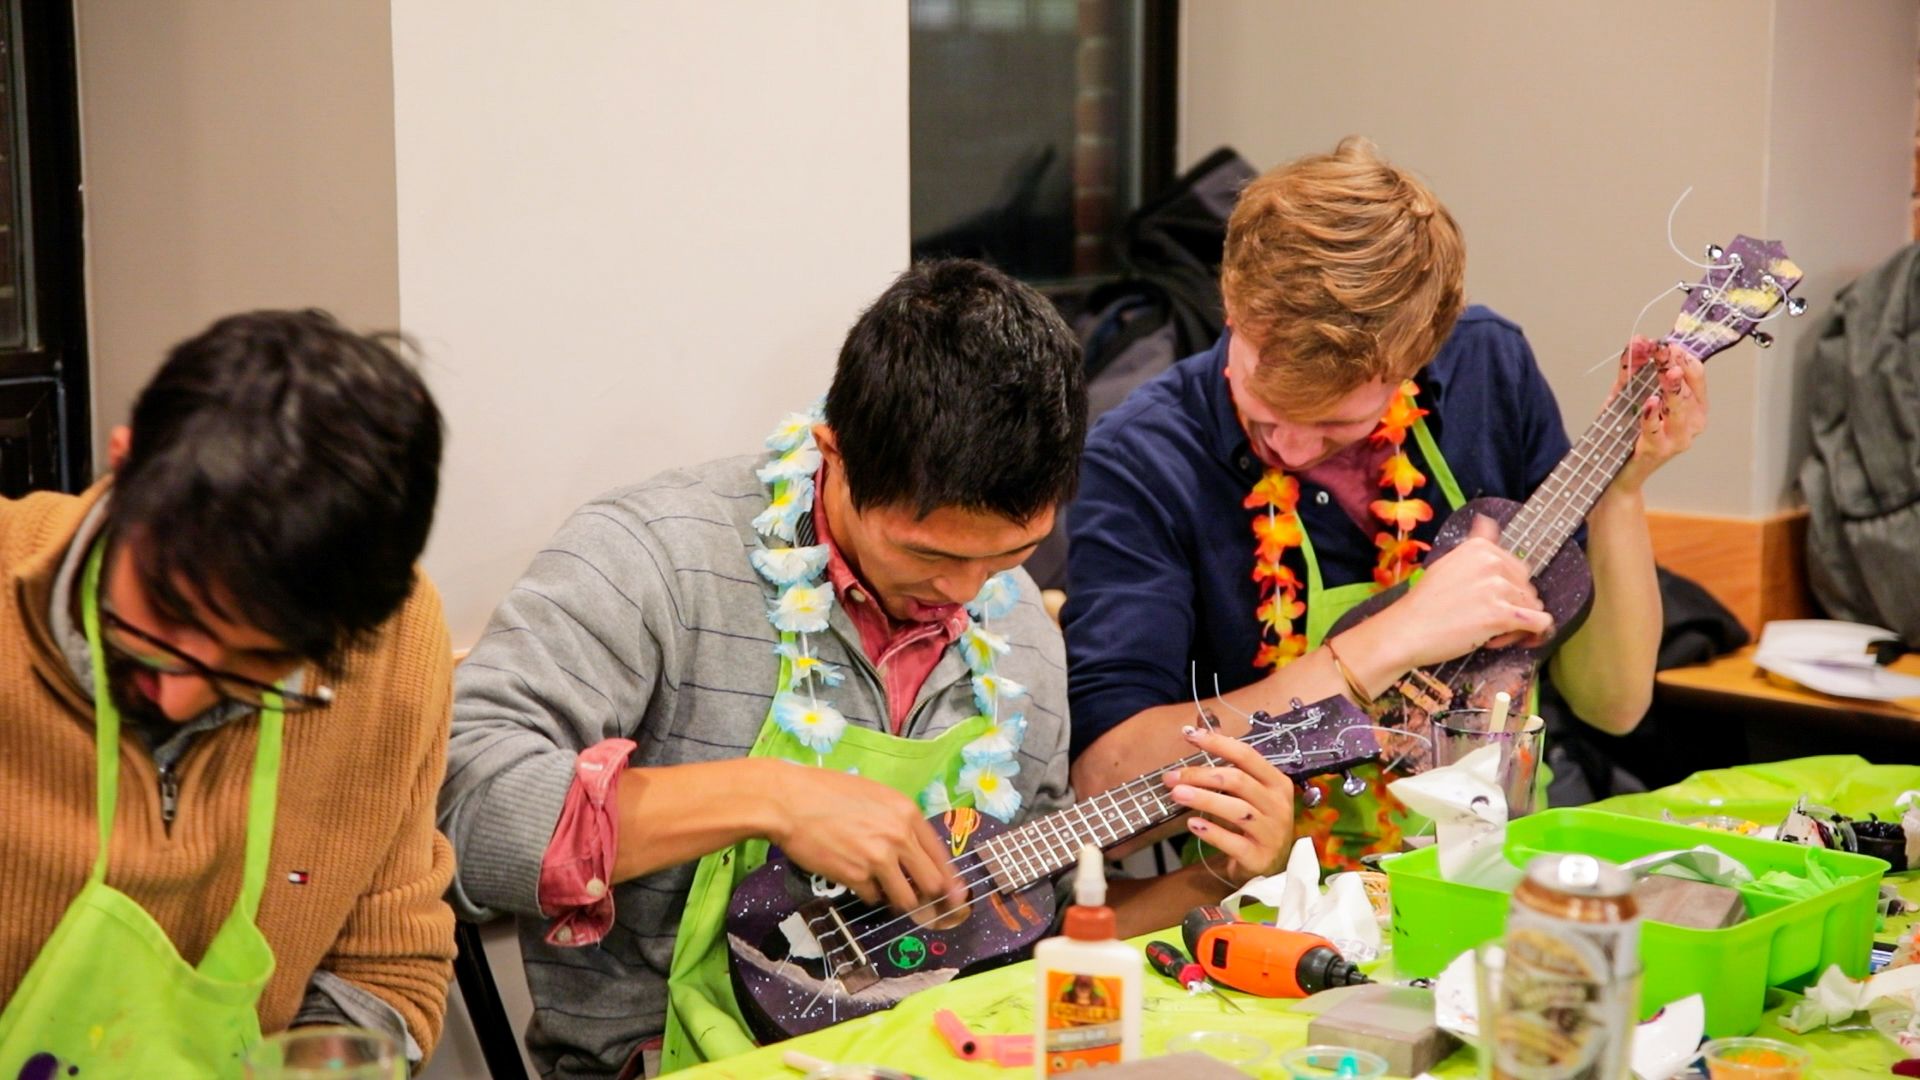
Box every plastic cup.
[1433,708,1543,816]
[1165,1030,1270,1069]
[243,1027,403,1079]
[1701,1037,1810,1079]
[1277,1044,1388,1079]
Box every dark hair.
[109,309,443,667]
[825,259,1085,522]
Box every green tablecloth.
[680,756,1920,1079]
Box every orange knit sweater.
[0,484,457,1053]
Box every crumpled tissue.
[1388,744,1523,890]
[1619,845,1754,885]
[1432,948,1705,1079]
[1220,836,1382,961]
[1778,961,1920,1034]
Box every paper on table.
[1754,619,1920,701]
[1389,744,1523,890]
[1633,995,1706,1080]
[1432,949,1478,1041]
[1778,962,1920,1034]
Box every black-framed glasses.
[98,606,334,713]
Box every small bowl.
[1164,1030,1271,1069]
[1278,1044,1389,1079]
[1853,821,1909,872]
[1701,1036,1811,1079]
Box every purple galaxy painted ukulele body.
[1331,236,1804,769]
[727,695,1376,1041]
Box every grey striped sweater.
[437,454,1073,1079]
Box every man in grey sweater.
[439,259,1298,1078]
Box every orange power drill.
[1180,905,1372,998]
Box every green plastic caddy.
[1385,808,1887,1037]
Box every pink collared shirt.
[533,478,967,943]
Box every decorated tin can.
[1487,854,1640,1080]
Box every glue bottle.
[1034,844,1141,1076]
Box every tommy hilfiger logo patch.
[287,871,311,885]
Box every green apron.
[0,543,284,1078]
[659,641,994,1072]
[1291,417,1542,868]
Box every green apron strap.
[80,541,119,885]
[1409,415,1466,511]
[236,703,285,920]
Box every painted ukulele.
[726,694,1376,1041]
[1331,235,1806,770]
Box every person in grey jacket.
[438,259,1298,1078]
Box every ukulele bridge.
[1393,668,1453,715]
[798,898,879,994]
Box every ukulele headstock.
[1669,235,1805,361]
[1244,695,1380,780]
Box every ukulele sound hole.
[918,882,972,931]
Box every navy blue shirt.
[1061,306,1573,758]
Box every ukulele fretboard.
[969,743,1249,892]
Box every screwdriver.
[1145,939,1243,1012]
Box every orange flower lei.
[1246,379,1432,670]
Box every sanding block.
[1307,983,1461,1076]
[1630,874,1748,930]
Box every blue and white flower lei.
[750,402,1029,822]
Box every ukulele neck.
[1500,360,1661,576]
[972,753,1209,891]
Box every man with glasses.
[0,310,457,1076]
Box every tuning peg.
[1341,770,1369,797]
[1787,296,1808,316]
[1675,281,1694,294]
[1301,785,1324,809]
[1288,698,1305,711]
[1752,331,1774,348]
[1706,243,1725,261]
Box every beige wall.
[75,0,401,467]
[391,1,913,646]
[1181,0,1916,516]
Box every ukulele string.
[833,722,1431,969]
[821,712,1376,956]
[811,713,1430,986]
[818,720,1313,947]
[1413,275,1768,703]
[1411,374,1646,695]
[830,707,1425,960]
[1586,185,1737,374]
[1404,358,1658,702]
[799,668,1246,944]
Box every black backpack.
[1798,243,1920,645]
[1028,147,1257,590]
